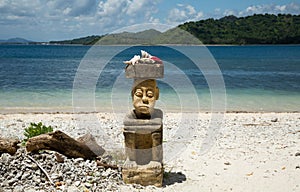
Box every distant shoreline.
[1,43,300,46]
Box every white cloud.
[0,0,161,41]
[238,2,300,16]
[186,5,196,15]
[167,4,204,24]
[223,9,236,16]
[218,2,300,18]
[95,0,159,31]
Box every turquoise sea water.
[0,45,299,113]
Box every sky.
[0,0,299,42]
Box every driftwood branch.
[27,155,54,185]
[0,138,20,155]
[26,131,104,159]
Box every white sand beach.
[0,112,299,191]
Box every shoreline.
[1,110,299,115]
[2,43,300,46]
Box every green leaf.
[22,122,54,145]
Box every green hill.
[98,28,200,45]
[49,35,103,45]
[98,29,162,45]
[49,14,300,45]
[179,14,300,44]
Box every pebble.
[84,182,92,188]
[67,186,80,192]
[13,185,23,192]
[0,148,134,191]
[74,181,81,187]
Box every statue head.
[132,79,159,118]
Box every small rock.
[21,172,31,180]
[94,171,101,177]
[66,179,72,185]
[55,181,64,187]
[295,152,300,157]
[224,162,231,165]
[102,169,111,178]
[1,153,10,163]
[271,118,278,122]
[86,176,93,181]
[55,153,65,163]
[15,171,23,180]
[67,186,80,192]
[84,182,92,188]
[24,187,36,192]
[74,158,84,164]
[74,181,81,187]
[13,185,24,192]
[7,178,18,186]
[51,173,63,180]
[296,166,300,169]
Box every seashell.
[138,58,155,64]
[123,55,140,65]
[141,50,152,58]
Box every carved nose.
[142,95,148,104]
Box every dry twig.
[27,155,54,185]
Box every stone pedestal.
[122,162,163,187]
[122,109,163,187]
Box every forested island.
[48,14,300,45]
[179,14,300,44]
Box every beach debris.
[55,152,65,163]
[26,131,105,159]
[246,172,253,176]
[27,154,54,185]
[0,146,125,191]
[77,133,105,157]
[243,122,271,126]
[224,162,231,166]
[0,137,20,155]
[123,50,162,65]
[96,159,119,170]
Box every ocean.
[0,44,299,113]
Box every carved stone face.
[132,79,159,118]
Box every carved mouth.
[139,106,149,109]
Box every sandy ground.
[0,112,299,192]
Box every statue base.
[122,109,163,187]
[122,161,163,187]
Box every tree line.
[49,14,300,45]
[178,14,300,44]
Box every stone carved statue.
[122,51,164,187]
[124,79,162,166]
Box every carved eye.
[135,89,143,97]
[147,91,154,98]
